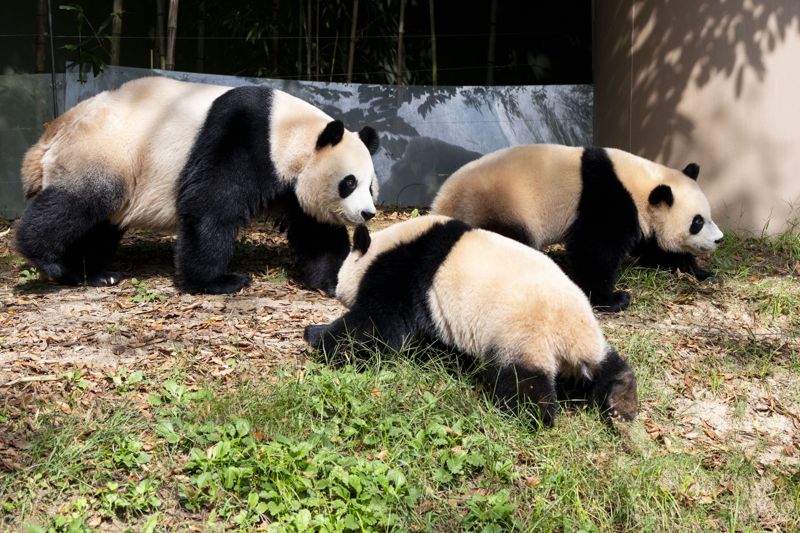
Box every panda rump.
[304,215,639,426]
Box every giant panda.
[304,216,639,426]
[430,144,724,312]
[15,76,380,294]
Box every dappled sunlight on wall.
[595,0,800,235]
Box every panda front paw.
[182,272,251,294]
[303,324,328,348]
[691,268,715,282]
[592,290,631,313]
[86,271,122,286]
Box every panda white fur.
[304,215,639,426]
[431,144,724,312]
[15,76,380,294]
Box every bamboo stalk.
[36,0,47,73]
[155,0,165,69]
[166,0,179,70]
[346,0,358,83]
[306,0,311,79]
[429,0,437,85]
[397,0,406,85]
[486,0,498,85]
[110,0,123,65]
[196,1,205,72]
[271,0,279,74]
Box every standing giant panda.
[304,216,639,426]
[431,144,724,312]
[15,76,380,294]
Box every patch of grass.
[6,350,797,531]
[262,266,288,284]
[745,279,800,322]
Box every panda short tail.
[353,224,371,254]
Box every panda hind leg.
[587,349,638,421]
[15,181,124,286]
[483,361,557,427]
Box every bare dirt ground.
[1,210,799,529]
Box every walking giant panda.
[304,216,639,426]
[15,76,380,294]
[431,144,724,312]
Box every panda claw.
[87,271,122,287]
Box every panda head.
[295,120,380,226]
[647,163,724,254]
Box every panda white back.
[428,228,607,374]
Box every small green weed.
[103,436,151,471]
[17,267,40,286]
[128,278,166,303]
[100,479,161,517]
[108,369,144,393]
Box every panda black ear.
[358,126,380,155]
[353,224,371,254]
[316,120,345,150]
[682,163,700,180]
[648,184,674,207]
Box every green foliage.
[128,278,166,303]
[108,369,144,393]
[24,497,94,533]
[17,266,40,286]
[103,436,150,471]
[100,479,161,517]
[59,4,121,82]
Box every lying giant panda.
[431,144,724,312]
[16,76,380,294]
[304,216,639,426]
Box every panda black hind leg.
[483,361,558,427]
[15,180,125,286]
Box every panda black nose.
[715,236,724,244]
[361,210,375,221]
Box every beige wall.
[594,0,800,235]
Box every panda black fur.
[431,144,724,312]
[15,76,380,294]
[304,215,639,426]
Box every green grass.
[3,349,796,532]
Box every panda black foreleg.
[483,363,557,427]
[15,181,124,286]
[566,241,631,313]
[62,221,126,286]
[176,212,250,294]
[586,349,638,422]
[631,237,712,281]
[304,307,411,366]
[284,200,350,295]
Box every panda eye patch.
[690,215,704,235]
[338,175,357,198]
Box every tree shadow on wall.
[599,1,800,163]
